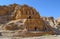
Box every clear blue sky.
[0,0,60,18]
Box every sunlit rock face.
[56,17,60,22]
[0,4,55,36]
[0,4,18,24]
[41,17,57,28]
[55,17,60,30]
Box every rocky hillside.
[0,4,60,37]
[41,16,60,29]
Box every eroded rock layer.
[0,4,54,37]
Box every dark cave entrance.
[34,27,38,31]
[28,16,31,19]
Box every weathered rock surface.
[0,4,58,37]
[41,16,60,35]
[41,17,57,28]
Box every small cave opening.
[28,16,31,19]
[34,27,38,31]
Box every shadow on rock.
[53,28,60,35]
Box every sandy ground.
[0,35,60,39]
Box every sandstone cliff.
[0,4,55,37]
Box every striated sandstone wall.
[0,4,55,36]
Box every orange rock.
[0,4,55,36]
